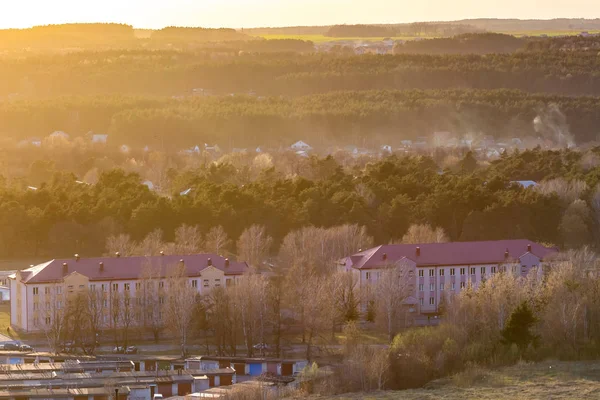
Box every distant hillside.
[244,18,600,36]
[0,23,136,49]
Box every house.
[91,134,108,144]
[9,254,249,333]
[339,240,558,316]
[143,180,155,190]
[511,180,537,189]
[49,131,69,140]
[120,144,131,154]
[290,141,312,152]
[381,145,392,153]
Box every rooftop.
[343,239,558,270]
[13,254,248,284]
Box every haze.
[2,0,599,29]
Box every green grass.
[315,361,600,399]
[0,304,20,341]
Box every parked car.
[125,346,138,354]
[62,341,76,353]
[153,395,164,400]
[253,343,270,350]
[19,344,33,352]
[3,343,19,351]
[113,346,125,354]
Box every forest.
[1,89,600,147]
[1,148,599,261]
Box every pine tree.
[501,301,538,353]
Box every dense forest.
[3,49,600,98]
[0,89,599,146]
[394,33,525,54]
[1,149,599,261]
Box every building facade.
[339,239,559,316]
[10,254,248,333]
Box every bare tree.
[204,226,232,255]
[173,224,203,254]
[401,224,448,244]
[237,225,273,269]
[106,234,136,256]
[233,274,269,356]
[39,284,67,354]
[135,229,165,256]
[164,262,198,357]
[536,178,588,205]
[376,261,415,341]
[139,261,163,342]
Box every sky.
[0,0,599,29]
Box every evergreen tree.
[501,301,538,352]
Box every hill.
[317,361,600,399]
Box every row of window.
[418,282,467,292]
[418,266,504,277]
[36,310,166,327]
[419,298,437,306]
[31,278,232,295]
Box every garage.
[281,362,294,376]
[249,362,263,376]
[220,374,233,386]
[157,382,173,397]
[234,363,246,374]
[267,362,278,374]
[219,360,230,368]
[208,375,215,387]
[178,382,192,395]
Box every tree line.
[2,148,600,261]
[3,89,600,146]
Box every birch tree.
[139,261,163,342]
[40,284,67,354]
[165,262,197,357]
[237,225,273,269]
[204,226,231,255]
[376,261,415,341]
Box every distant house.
[120,145,131,154]
[295,150,309,158]
[205,143,221,154]
[381,145,392,153]
[511,180,537,189]
[142,180,155,190]
[401,140,413,148]
[49,131,69,140]
[91,134,108,144]
[232,148,247,153]
[256,147,262,153]
[291,141,312,152]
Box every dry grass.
[315,361,600,399]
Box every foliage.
[501,301,539,352]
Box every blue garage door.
[248,363,262,376]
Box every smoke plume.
[533,104,575,148]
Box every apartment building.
[339,239,559,315]
[10,254,248,333]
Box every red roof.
[344,240,558,270]
[18,254,248,284]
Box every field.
[318,361,600,399]
[254,30,600,43]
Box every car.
[19,344,33,352]
[125,346,138,354]
[113,346,125,354]
[3,343,19,351]
[153,395,164,400]
[253,343,270,350]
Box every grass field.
[318,361,600,399]
[0,303,19,341]
[254,31,600,43]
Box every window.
[418,270,424,277]
[136,298,142,306]
[376,271,382,280]
[103,299,108,308]
[33,302,39,311]
[439,269,445,276]
[460,268,465,276]
[45,287,50,295]
[33,287,39,295]
[429,297,435,305]
[112,283,118,291]
[56,286,62,295]
[460,282,466,289]
[103,315,108,324]
[419,298,424,306]
[192,280,198,288]
[429,283,434,291]
[203,279,209,287]
[419,284,424,292]
[124,283,130,291]
[226,278,233,287]
[451,282,456,290]
[45,317,51,325]
[135,282,141,290]
[33,317,39,326]
[45,302,50,310]
[491,267,497,274]
[450,268,455,276]
[409,270,414,277]
[440,283,444,291]
[159,311,164,320]
[68,285,73,290]
[428,269,434,277]
[90,284,96,291]
[57,301,62,309]
[512,265,518,273]
[102,284,107,292]
[522,265,527,271]
[365,272,371,280]
[480,267,486,275]
[215,279,221,287]
[470,267,476,275]
[159,296,165,305]
[159,281,164,289]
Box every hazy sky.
[1,0,599,29]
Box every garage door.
[208,375,215,387]
[220,375,233,386]
[158,383,172,397]
[178,382,192,395]
[234,363,245,374]
[249,363,262,376]
[219,360,230,368]
[267,362,278,374]
[282,363,293,376]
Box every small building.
[290,141,312,152]
[511,180,537,189]
[49,131,70,140]
[91,134,109,144]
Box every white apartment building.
[9,254,248,333]
[339,239,559,315]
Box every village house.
[9,254,248,333]
[339,240,559,316]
